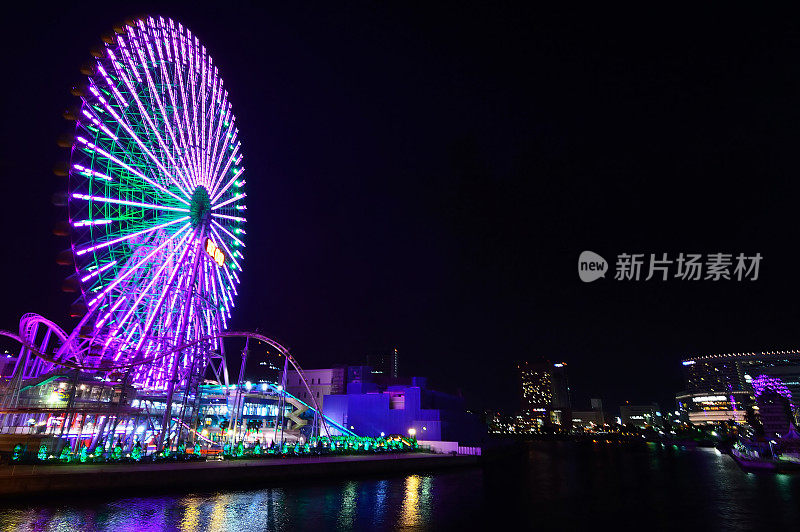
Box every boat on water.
[730,430,800,472]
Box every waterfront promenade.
[0,452,478,496]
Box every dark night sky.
[2,4,800,414]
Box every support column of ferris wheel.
[157,219,207,452]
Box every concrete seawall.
[0,453,478,496]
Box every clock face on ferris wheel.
[63,16,246,390]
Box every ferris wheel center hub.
[190,186,212,228]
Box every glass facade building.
[677,351,800,425]
[517,361,571,430]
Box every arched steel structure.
[0,326,333,440]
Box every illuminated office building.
[517,361,571,429]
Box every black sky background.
[2,3,800,414]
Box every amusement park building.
[323,376,483,445]
[285,367,347,411]
[676,351,800,425]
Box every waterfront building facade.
[677,351,800,425]
[572,410,605,430]
[285,367,347,411]
[324,375,482,444]
[619,403,662,429]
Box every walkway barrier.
[457,446,481,456]
[418,440,481,456]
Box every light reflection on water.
[1,443,799,530]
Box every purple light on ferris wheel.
[72,219,112,228]
[55,16,247,393]
[75,136,189,205]
[81,108,118,140]
[71,193,189,213]
[86,222,192,307]
[73,164,113,181]
[80,260,116,283]
[102,50,191,198]
[75,216,189,256]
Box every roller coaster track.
[0,327,333,440]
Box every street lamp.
[408,428,416,438]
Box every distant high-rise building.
[517,360,571,429]
[366,348,399,379]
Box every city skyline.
[2,4,800,414]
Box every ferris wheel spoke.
[151,19,200,187]
[210,137,240,195]
[200,55,213,189]
[207,104,229,187]
[210,213,246,223]
[80,260,117,283]
[209,225,242,272]
[94,62,129,108]
[104,48,192,200]
[75,215,188,257]
[212,146,241,198]
[73,163,113,182]
[110,323,141,362]
[130,31,197,196]
[75,136,189,206]
[135,229,199,352]
[211,220,245,247]
[209,118,235,188]
[64,17,245,392]
[80,107,119,141]
[99,227,194,335]
[186,37,202,187]
[86,79,187,197]
[210,167,244,205]
[212,260,233,312]
[211,192,246,211]
[86,222,192,307]
[171,26,202,188]
[71,193,189,213]
[203,64,220,183]
[155,55,199,189]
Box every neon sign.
[205,238,225,266]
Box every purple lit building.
[323,375,483,445]
[753,374,797,438]
[677,351,800,425]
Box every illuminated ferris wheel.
[60,16,246,390]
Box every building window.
[389,393,405,410]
